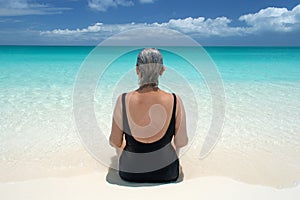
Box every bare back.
[125,89,174,143]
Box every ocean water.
[0,46,299,188]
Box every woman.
[109,48,188,183]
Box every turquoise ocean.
[0,46,299,188]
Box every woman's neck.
[137,83,159,93]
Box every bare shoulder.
[159,89,173,99]
[175,93,183,104]
[161,91,183,104]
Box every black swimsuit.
[119,93,179,183]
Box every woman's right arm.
[109,95,124,150]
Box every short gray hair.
[136,48,163,87]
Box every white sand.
[1,171,299,200]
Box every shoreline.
[1,145,300,188]
[1,171,299,200]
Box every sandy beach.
[1,171,300,200]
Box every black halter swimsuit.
[119,93,179,183]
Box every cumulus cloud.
[157,17,244,36]
[0,0,70,16]
[88,0,134,11]
[239,4,300,32]
[41,16,243,38]
[41,4,300,41]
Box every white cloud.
[0,18,22,23]
[88,0,134,11]
[40,4,300,41]
[41,22,144,36]
[41,16,243,39]
[239,4,300,32]
[157,17,244,36]
[139,0,155,3]
[0,0,70,16]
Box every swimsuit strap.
[171,93,176,134]
[122,93,130,136]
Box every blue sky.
[0,0,300,45]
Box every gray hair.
[136,48,163,87]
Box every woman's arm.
[110,119,123,148]
[174,95,188,150]
[109,95,124,152]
